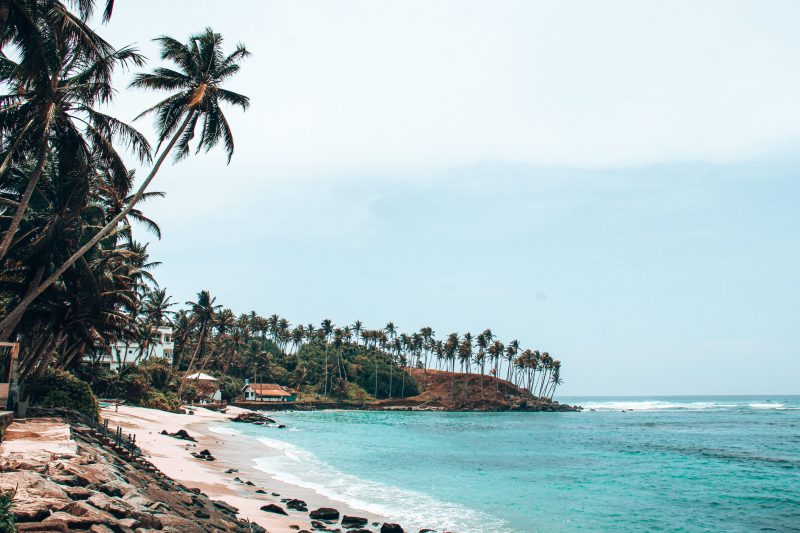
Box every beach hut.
[241,383,297,403]
[182,372,221,403]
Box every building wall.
[92,327,175,371]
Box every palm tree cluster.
[165,301,563,401]
[0,1,249,392]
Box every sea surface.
[214,396,800,532]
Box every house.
[90,327,175,371]
[241,382,297,403]
[182,372,222,403]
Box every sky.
[97,0,799,395]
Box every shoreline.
[102,404,390,533]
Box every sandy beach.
[101,404,388,533]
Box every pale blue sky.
[100,1,799,395]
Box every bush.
[0,487,15,533]
[140,389,182,412]
[28,369,100,421]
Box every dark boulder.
[309,507,340,521]
[161,429,197,441]
[285,498,308,511]
[261,503,288,515]
[381,524,404,533]
[342,515,368,528]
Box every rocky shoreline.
[1,413,260,532]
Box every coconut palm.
[0,27,250,341]
[179,290,220,393]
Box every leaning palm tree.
[178,290,221,394]
[0,28,250,341]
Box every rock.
[97,481,127,497]
[255,489,267,494]
[381,524,405,533]
[285,498,308,511]
[212,499,240,515]
[64,486,92,500]
[194,509,211,519]
[89,525,115,533]
[49,474,81,486]
[245,480,255,486]
[231,412,276,424]
[225,468,239,474]
[86,492,130,518]
[310,507,340,521]
[311,521,327,529]
[188,487,202,494]
[161,429,197,442]
[11,500,52,522]
[17,521,69,532]
[342,516,368,528]
[249,523,268,533]
[261,503,288,515]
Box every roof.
[183,372,218,381]
[242,383,296,397]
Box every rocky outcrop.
[380,524,405,533]
[1,412,262,533]
[230,412,276,425]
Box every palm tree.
[0,27,250,341]
[319,318,333,395]
[179,290,220,393]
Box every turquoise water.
[217,397,800,532]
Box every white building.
[91,326,175,371]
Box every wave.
[252,436,507,532]
[207,425,242,436]
[749,403,785,409]
[582,401,737,412]
[580,400,799,412]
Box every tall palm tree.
[179,290,220,393]
[0,27,250,341]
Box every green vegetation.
[0,486,15,533]
[28,369,100,420]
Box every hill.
[373,368,580,411]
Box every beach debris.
[160,429,197,442]
[260,503,288,515]
[230,412,276,424]
[380,524,405,533]
[341,515,368,528]
[310,507,340,521]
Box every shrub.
[28,369,100,421]
[0,487,15,533]
[140,389,182,412]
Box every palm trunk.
[0,140,48,262]
[0,112,195,341]
[178,322,207,394]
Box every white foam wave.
[582,401,737,412]
[207,425,242,436]
[253,436,506,532]
[749,403,785,409]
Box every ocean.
[215,396,800,532]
